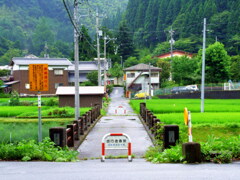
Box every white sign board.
[101,133,132,162]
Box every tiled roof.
[68,61,106,71]
[11,57,72,66]
[124,63,161,71]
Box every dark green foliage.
[0,138,79,161]
[0,0,127,64]
[124,57,139,68]
[0,69,10,76]
[197,42,231,83]
[79,26,96,61]
[117,21,135,60]
[230,55,240,81]
[109,63,123,84]
[125,0,240,54]
[86,71,98,86]
[172,56,199,85]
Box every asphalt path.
[77,87,153,159]
[0,159,239,180]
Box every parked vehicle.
[186,85,199,92]
[171,85,199,94]
[134,92,149,99]
[171,86,188,94]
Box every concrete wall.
[157,91,240,99]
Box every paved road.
[1,159,239,180]
[78,87,153,159]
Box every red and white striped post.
[115,106,127,115]
[101,133,132,162]
[188,111,193,142]
[184,107,193,142]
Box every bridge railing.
[140,103,162,138]
[140,102,179,149]
[49,104,101,148]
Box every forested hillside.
[125,0,240,55]
[0,0,128,65]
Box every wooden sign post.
[29,64,49,142]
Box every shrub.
[20,101,34,106]
[43,98,58,106]
[0,138,79,161]
[0,93,11,98]
[9,91,20,106]
[106,84,114,94]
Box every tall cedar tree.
[117,21,135,61]
[79,26,95,61]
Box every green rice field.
[0,121,72,143]
[0,106,90,118]
[130,99,240,142]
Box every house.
[123,63,161,98]
[56,86,105,107]
[68,60,108,84]
[10,57,72,95]
[156,50,193,59]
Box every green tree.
[86,71,98,86]
[152,42,170,56]
[156,59,170,86]
[109,63,123,84]
[139,55,158,66]
[199,42,231,83]
[32,18,54,55]
[117,21,135,60]
[230,55,240,81]
[124,56,139,68]
[172,56,199,85]
[79,26,95,61]
[0,69,10,76]
[0,48,22,65]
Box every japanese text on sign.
[104,135,129,149]
[29,64,49,91]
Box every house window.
[151,73,159,77]
[54,69,63,75]
[25,83,30,89]
[127,73,135,78]
[55,83,64,89]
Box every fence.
[139,103,162,138]
[154,83,240,96]
[49,105,101,148]
[139,103,179,149]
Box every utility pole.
[74,0,80,119]
[104,33,107,90]
[201,18,207,113]
[169,27,175,81]
[96,8,101,86]
[148,63,152,99]
[103,33,116,89]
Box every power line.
[63,0,97,52]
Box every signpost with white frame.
[101,133,132,162]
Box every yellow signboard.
[29,64,49,91]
